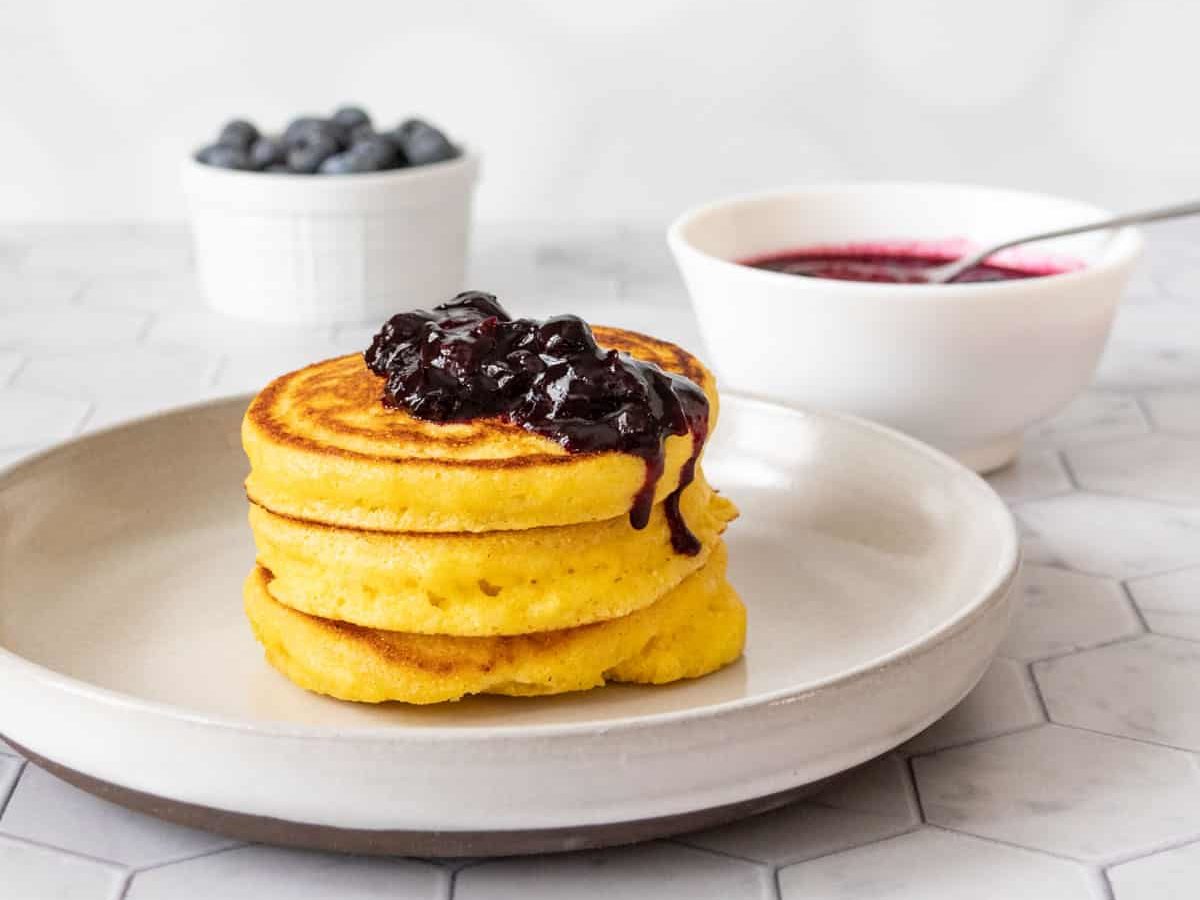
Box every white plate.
[0,395,1018,855]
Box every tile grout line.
[1099,830,1200,870]
[1048,718,1200,756]
[1131,392,1160,432]
[769,823,925,876]
[128,841,249,876]
[768,862,782,900]
[921,822,1109,868]
[1008,553,1200,585]
[135,310,157,344]
[904,756,927,823]
[1025,667,1052,722]
[0,826,131,871]
[1117,579,1153,634]
[0,758,26,821]
[1005,629,1148,668]
[667,836,779,869]
[904,721,1046,763]
[3,352,30,387]
[1056,449,1082,490]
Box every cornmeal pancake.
[251,478,737,635]
[244,544,745,704]
[243,327,718,532]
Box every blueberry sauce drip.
[364,292,709,555]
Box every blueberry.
[249,136,286,170]
[537,315,596,354]
[393,118,458,165]
[283,117,348,149]
[264,163,292,173]
[332,105,371,130]
[195,143,251,170]
[317,152,356,175]
[283,116,325,146]
[355,136,400,169]
[217,119,259,150]
[350,123,379,144]
[318,137,400,174]
[286,133,341,173]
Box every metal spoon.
[927,198,1200,284]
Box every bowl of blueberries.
[183,106,478,325]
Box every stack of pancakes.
[241,327,744,704]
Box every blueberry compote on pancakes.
[365,292,710,555]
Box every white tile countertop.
[2,220,1200,898]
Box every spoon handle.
[942,198,1200,282]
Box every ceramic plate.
[0,395,1018,856]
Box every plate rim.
[0,392,1019,742]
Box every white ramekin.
[182,151,480,325]
[668,182,1143,472]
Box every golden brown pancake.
[244,543,745,704]
[250,475,737,635]
[242,327,719,532]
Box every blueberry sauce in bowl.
[365,292,710,555]
[741,242,1081,284]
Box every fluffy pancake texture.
[244,544,744,705]
[242,327,719,533]
[250,477,737,635]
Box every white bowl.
[668,182,1143,472]
[182,151,480,326]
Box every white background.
[1,0,1196,224]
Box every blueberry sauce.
[364,292,709,555]
[743,246,1070,284]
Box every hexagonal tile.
[681,754,917,865]
[0,349,23,384]
[1095,302,1200,389]
[1067,435,1200,506]
[0,835,126,900]
[1027,391,1148,447]
[1110,839,1200,900]
[1034,635,1200,751]
[16,345,221,402]
[0,754,21,805]
[999,565,1141,662]
[455,842,771,900]
[0,765,238,867]
[812,753,916,819]
[779,828,1104,899]
[144,309,328,353]
[0,270,86,309]
[1127,566,1200,641]
[24,226,190,275]
[1017,494,1200,579]
[84,391,231,434]
[985,449,1072,501]
[0,308,148,349]
[125,845,444,899]
[903,658,1042,755]
[1143,389,1200,436]
[214,341,359,395]
[79,272,204,312]
[0,388,90,449]
[913,725,1200,862]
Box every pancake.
[250,477,738,635]
[244,543,745,704]
[242,327,718,532]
